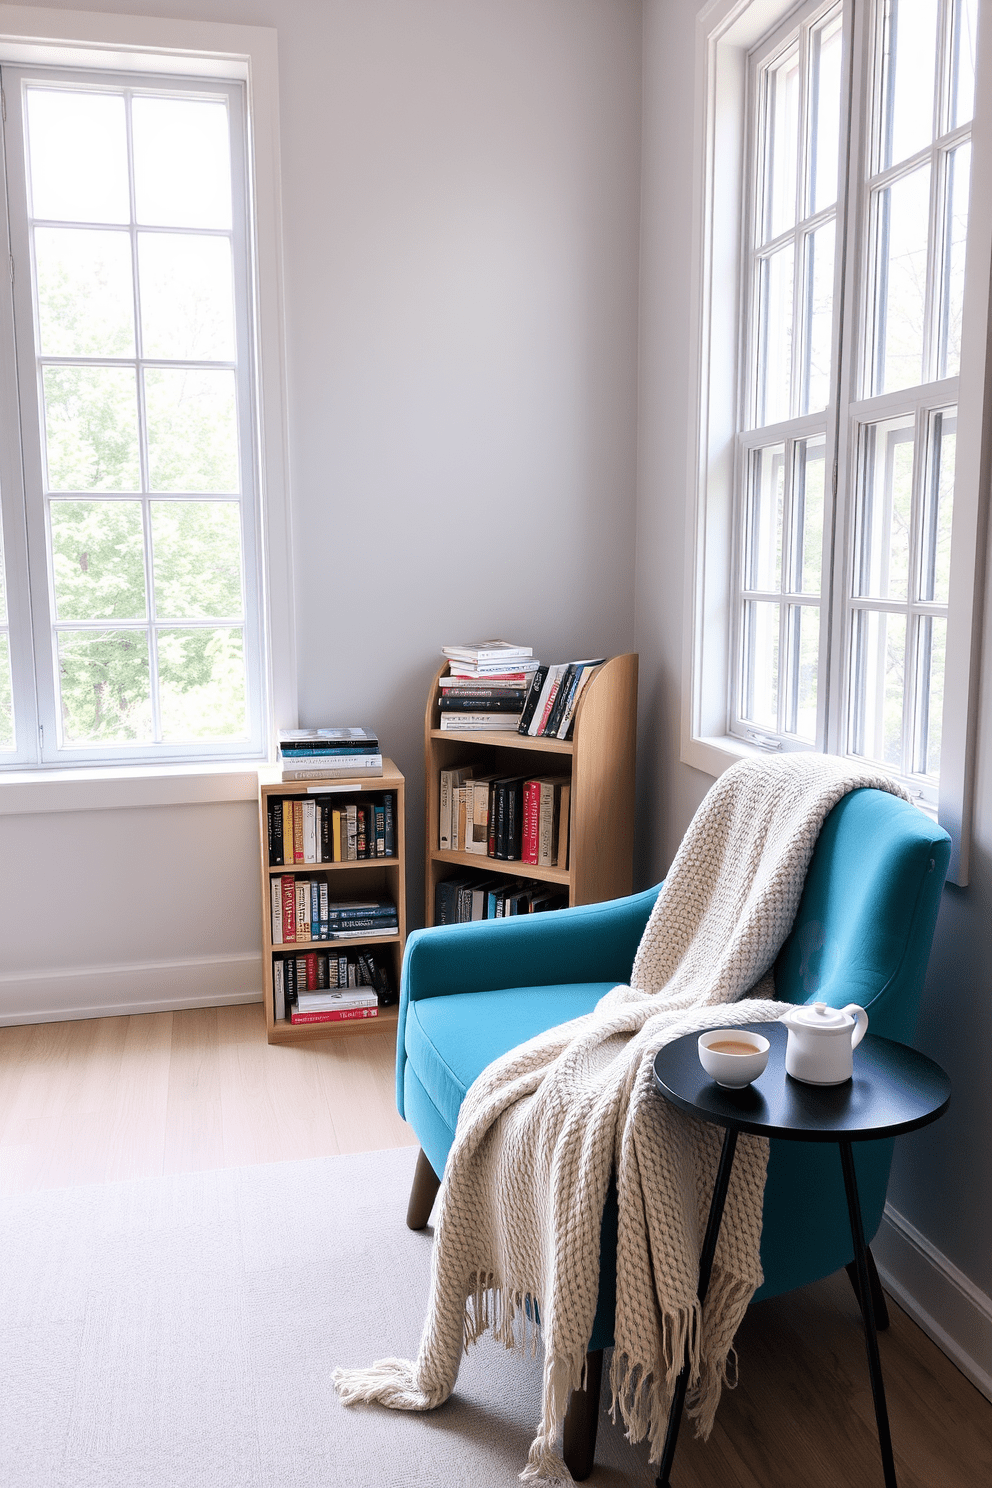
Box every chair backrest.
[773,787,951,1043]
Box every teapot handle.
[842,1004,869,1050]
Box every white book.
[446,660,540,677]
[465,778,494,855]
[440,714,522,731]
[296,988,378,1010]
[442,640,533,663]
[302,799,317,862]
[296,881,310,942]
[282,757,383,780]
[273,960,286,1021]
[271,878,283,944]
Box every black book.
[320,804,330,862]
[436,877,464,925]
[517,665,549,734]
[492,779,507,858]
[283,953,297,1003]
[268,798,282,866]
[543,665,576,738]
[384,792,395,856]
[505,778,525,859]
[438,694,524,712]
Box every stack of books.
[270,890,398,945]
[516,658,606,739]
[273,948,395,1023]
[279,727,382,780]
[438,642,539,731]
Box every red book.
[290,1006,380,1024]
[281,875,296,942]
[522,780,540,865]
[305,951,318,990]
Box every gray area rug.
[0,1147,659,1487]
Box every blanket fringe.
[332,1358,442,1412]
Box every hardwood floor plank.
[164,1007,225,1174]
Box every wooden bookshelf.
[258,761,406,1044]
[424,653,637,923]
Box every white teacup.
[698,1029,770,1089]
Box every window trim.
[683,0,992,884]
[0,4,295,776]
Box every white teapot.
[780,1001,869,1086]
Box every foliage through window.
[0,66,264,765]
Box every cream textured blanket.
[334,755,906,1483]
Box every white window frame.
[0,5,294,788]
[683,0,992,884]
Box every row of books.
[439,768,570,868]
[270,886,398,945]
[273,948,395,1023]
[436,873,568,924]
[279,727,383,781]
[266,793,397,865]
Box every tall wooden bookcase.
[424,653,637,924]
[258,761,406,1043]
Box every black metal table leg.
[839,1139,899,1488]
[656,1126,739,1488]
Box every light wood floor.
[0,1003,989,1487]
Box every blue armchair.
[396,786,951,1477]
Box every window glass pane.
[855,416,915,601]
[56,628,152,743]
[151,501,243,620]
[144,369,239,493]
[0,526,6,623]
[796,436,825,594]
[939,141,971,380]
[950,0,979,129]
[921,410,955,603]
[747,444,785,591]
[871,165,930,395]
[849,609,906,766]
[131,98,232,231]
[810,11,843,215]
[50,499,146,621]
[764,43,801,242]
[881,0,939,169]
[803,221,834,413]
[157,627,247,741]
[25,89,129,224]
[138,234,236,362]
[917,614,946,775]
[758,246,794,425]
[43,366,140,492]
[34,228,134,358]
[743,600,780,729]
[0,633,12,746]
[788,604,819,739]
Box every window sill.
[0,760,283,816]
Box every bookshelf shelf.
[258,759,406,1043]
[424,653,637,924]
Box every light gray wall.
[636,0,992,1388]
[0,0,643,1020]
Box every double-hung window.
[0,63,267,768]
[689,0,990,877]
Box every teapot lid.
[785,1001,855,1033]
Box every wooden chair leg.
[562,1349,603,1482]
[846,1245,890,1331]
[406,1148,441,1230]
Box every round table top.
[652,1020,950,1142]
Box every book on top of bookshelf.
[424,652,637,926]
[258,758,406,1044]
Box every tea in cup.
[697,1029,770,1088]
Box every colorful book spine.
[290,1006,380,1025]
[271,877,283,943]
[281,875,296,943]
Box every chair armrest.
[401,884,661,1004]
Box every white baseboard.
[875,1202,992,1403]
[0,952,264,1024]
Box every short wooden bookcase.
[424,653,637,924]
[258,761,406,1043]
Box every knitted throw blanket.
[334,756,907,1484]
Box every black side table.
[652,1019,950,1488]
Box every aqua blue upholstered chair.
[396,787,951,1478]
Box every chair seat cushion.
[406,982,615,1134]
